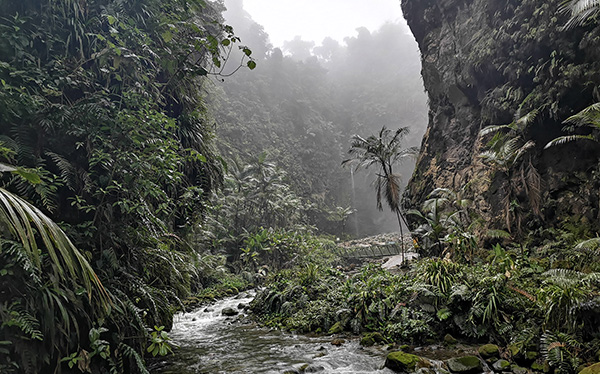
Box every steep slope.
[401,0,600,236]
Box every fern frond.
[544,135,595,149]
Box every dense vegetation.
[0,0,255,372]
[1,0,600,374]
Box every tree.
[342,126,417,262]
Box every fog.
[240,0,404,47]
[211,0,428,237]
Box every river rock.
[237,303,247,309]
[512,365,528,374]
[331,338,345,346]
[492,359,511,372]
[385,351,430,373]
[282,370,299,374]
[444,334,458,345]
[360,332,386,347]
[304,365,325,372]
[221,307,239,316]
[445,356,483,374]
[478,344,500,359]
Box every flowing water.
[151,292,395,374]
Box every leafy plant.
[147,326,175,357]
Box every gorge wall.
[401,0,600,237]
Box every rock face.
[401,0,600,235]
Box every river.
[150,292,396,374]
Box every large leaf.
[0,188,109,309]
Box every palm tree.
[560,0,600,29]
[342,126,417,263]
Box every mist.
[212,0,428,237]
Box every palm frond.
[544,135,595,149]
[574,237,600,251]
[479,124,511,137]
[560,0,600,29]
[0,188,109,308]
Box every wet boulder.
[385,351,430,373]
[478,344,500,359]
[445,356,483,374]
[492,359,511,372]
[360,332,386,347]
[221,307,239,316]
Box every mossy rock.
[579,362,600,374]
[445,356,483,374]
[478,344,500,359]
[444,334,458,345]
[385,351,430,373]
[508,344,521,357]
[328,322,343,334]
[492,359,511,372]
[399,344,411,352]
[360,332,386,347]
[531,362,544,372]
[512,365,528,374]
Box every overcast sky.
[241,0,404,47]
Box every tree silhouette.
[343,126,417,262]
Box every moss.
[493,359,511,371]
[385,351,427,372]
[328,322,343,334]
[360,332,386,347]
[531,362,544,371]
[446,356,483,374]
[478,344,500,358]
[444,333,458,345]
[579,363,600,374]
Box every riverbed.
[150,293,396,373]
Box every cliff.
[401,0,600,237]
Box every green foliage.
[0,0,252,372]
[479,109,542,240]
[408,188,478,261]
[147,326,175,357]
